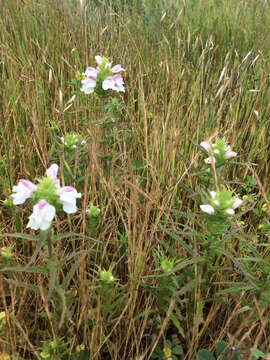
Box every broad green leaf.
[216,341,230,359]
[197,349,216,360]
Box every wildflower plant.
[200,138,237,169]
[86,202,101,238]
[2,164,83,328]
[80,55,125,99]
[200,189,243,237]
[97,267,121,320]
[11,164,81,231]
[60,133,86,153]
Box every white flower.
[57,186,82,214]
[102,74,125,92]
[11,179,37,205]
[80,76,97,94]
[46,164,60,189]
[223,145,237,159]
[95,55,103,64]
[224,150,237,159]
[84,67,98,78]
[81,67,98,94]
[111,64,125,73]
[200,204,215,214]
[232,198,243,209]
[204,156,216,164]
[200,141,211,152]
[27,200,56,231]
[210,191,216,199]
[95,56,111,68]
[225,208,235,215]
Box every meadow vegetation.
[1,0,270,358]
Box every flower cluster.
[80,56,125,96]
[11,164,81,231]
[200,189,242,216]
[200,139,237,167]
[60,133,86,151]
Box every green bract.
[95,58,115,98]
[33,177,60,208]
[161,257,175,273]
[99,268,115,284]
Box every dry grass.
[1,0,270,358]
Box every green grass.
[1,0,270,359]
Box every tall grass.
[1,0,270,358]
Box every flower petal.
[200,141,211,152]
[200,204,215,214]
[210,191,216,199]
[46,164,60,188]
[224,151,237,159]
[225,208,235,215]
[111,64,125,73]
[204,156,216,164]
[57,186,82,214]
[11,179,37,205]
[232,198,243,209]
[26,200,56,231]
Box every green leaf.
[61,260,81,290]
[173,345,183,355]
[248,349,267,359]
[55,286,67,329]
[0,233,39,242]
[170,313,185,339]
[48,259,58,298]
[197,349,216,360]
[4,279,47,295]
[0,265,49,274]
[159,226,193,255]
[216,341,229,359]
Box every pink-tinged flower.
[57,186,82,214]
[46,164,60,188]
[81,67,98,94]
[102,74,125,92]
[95,55,104,65]
[111,64,125,73]
[204,156,216,164]
[95,56,111,68]
[224,150,237,159]
[225,208,235,215]
[26,200,56,231]
[200,204,215,214]
[84,67,98,78]
[11,179,37,205]
[200,141,211,152]
[232,198,243,209]
[81,76,97,94]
